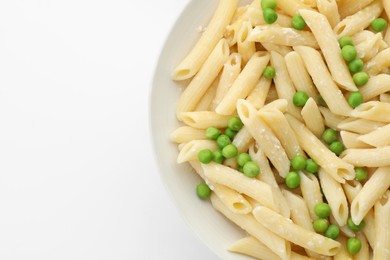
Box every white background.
[0,0,217,259]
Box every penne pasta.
[299,171,323,220]
[359,74,390,101]
[170,126,206,143]
[373,190,390,260]
[341,146,390,167]
[180,111,232,129]
[340,131,373,149]
[338,118,386,134]
[351,101,390,123]
[246,76,272,109]
[358,124,390,147]
[301,98,325,138]
[316,0,340,28]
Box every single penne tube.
[249,25,319,49]
[252,206,341,256]
[301,98,325,138]
[359,74,390,101]
[287,114,355,183]
[210,195,291,260]
[261,98,288,112]
[177,140,218,163]
[373,190,390,260]
[176,39,230,117]
[247,7,293,27]
[237,99,290,177]
[341,147,390,167]
[276,0,313,16]
[195,78,218,111]
[300,171,323,220]
[342,180,363,204]
[202,163,280,213]
[179,111,231,129]
[338,0,376,18]
[211,53,242,110]
[172,0,238,80]
[366,48,390,76]
[248,143,278,188]
[385,26,390,45]
[350,167,390,224]
[261,42,293,57]
[334,0,383,37]
[294,46,353,116]
[285,51,318,98]
[258,109,304,159]
[319,168,349,226]
[270,51,302,120]
[351,101,390,123]
[363,209,376,249]
[355,232,370,260]
[358,124,390,147]
[216,51,270,115]
[237,21,256,64]
[380,93,390,103]
[356,32,386,62]
[338,118,386,134]
[316,0,340,28]
[169,126,206,143]
[319,107,347,130]
[282,189,313,231]
[299,9,356,92]
[246,76,272,109]
[340,131,373,149]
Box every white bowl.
[150,0,253,259]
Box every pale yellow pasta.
[246,76,272,109]
[350,167,390,224]
[169,126,206,144]
[223,126,254,168]
[334,236,353,260]
[383,0,390,20]
[252,206,341,256]
[249,25,319,48]
[261,42,293,56]
[172,0,238,80]
[294,46,353,116]
[276,0,314,16]
[177,140,218,163]
[338,118,386,134]
[211,53,242,110]
[195,78,218,111]
[237,99,290,177]
[365,48,390,76]
[270,51,302,120]
[261,98,288,112]
[265,85,278,104]
[355,32,386,61]
[282,189,313,231]
[355,232,370,260]
[285,51,318,98]
[358,124,390,147]
[225,19,245,47]
[176,39,230,117]
[301,98,325,138]
[351,101,390,122]
[247,6,292,28]
[363,210,376,249]
[351,30,377,45]
[316,0,340,28]
[237,21,256,64]
[385,26,390,45]
[258,109,304,160]
[342,180,363,204]
[180,111,231,129]
[216,51,270,115]
[342,147,390,167]
[334,0,383,37]
[338,0,376,18]
[300,171,323,220]
[340,131,373,149]
[319,168,349,226]
[319,107,347,131]
[359,74,390,101]
[210,195,291,260]
[380,93,390,103]
[330,213,355,239]
[248,144,278,188]
[299,9,357,92]
[287,114,355,183]
[373,191,390,260]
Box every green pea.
[355,167,368,182]
[353,72,369,87]
[238,166,244,173]
[347,237,362,255]
[313,219,329,233]
[222,144,238,159]
[224,128,238,140]
[305,159,319,174]
[243,161,260,178]
[292,15,306,30]
[341,45,357,62]
[213,150,225,164]
[228,116,243,131]
[329,141,345,156]
[285,171,301,189]
[293,91,309,107]
[237,153,252,167]
[291,155,306,171]
[322,128,338,144]
[338,36,354,48]
[317,95,328,107]
[261,0,277,10]
[263,66,276,79]
[324,225,340,240]
[348,91,363,108]
[217,134,231,149]
[371,18,387,32]
[314,202,331,218]
[196,182,211,200]
[206,127,221,140]
[263,8,278,24]
[347,218,365,232]
[348,58,364,73]
[198,149,214,164]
